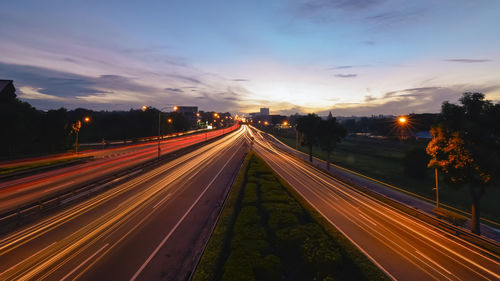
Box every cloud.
[232,79,249,82]
[334,74,357,78]
[300,0,383,12]
[317,84,500,116]
[0,62,242,111]
[18,86,67,101]
[444,59,492,63]
[165,88,184,93]
[329,64,369,70]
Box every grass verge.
[192,151,389,281]
[274,134,500,224]
[0,157,82,175]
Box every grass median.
[192,151,389,281]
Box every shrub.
[255,254,282,281]
[268,211,300,231]
[243,182,259,205]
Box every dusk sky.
[1,0,499,115]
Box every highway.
[0,125,248,281]
[249,126,500,281]
[0,125,239,214]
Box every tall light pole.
[143,105,175,160]
[73,116,91,154]
[434,168,439,208]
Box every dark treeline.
[0,87,194,160]
[340,113,438,135]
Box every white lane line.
[60,243,109,281]
[415,250,453,276]
[0,242,56,277]
[129,146,240,281]
[358,213,377,226]
[152,193,172,209]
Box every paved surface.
[250,126,500,281]
[0,126,248,281]
[258,128,500,243]
[0,125,239,214]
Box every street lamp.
[143,105,174,160]
[396,115,409,139]
[72,116,91,154]
[434,168,440,208]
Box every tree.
[426,93,500,235]
[318,112,347,170]
[296,113,321,162]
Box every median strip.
[192,151,389,281]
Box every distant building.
[0,80,16,102]
[260,107,269,116]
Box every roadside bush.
[255,254,282,281]
[243,182,259,205]
[268,211,300,231]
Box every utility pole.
[158,111,161,160]
[295,126,298,149]
[434,168,439,208]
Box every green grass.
[0,157,81,175]
[275,135,500,224]
[192,151,389,281]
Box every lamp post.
[434,168,439,208]
[397,116,408,140]
[143,105,175,160]
[73,116,91,154]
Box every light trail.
[0,126,247,280]
[249,126,500,281]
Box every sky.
[1,0,499,116]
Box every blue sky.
[1,0,499,115]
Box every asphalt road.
[249,126,500,281]
[0,126,248,281]
[0,125,239,214]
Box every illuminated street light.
[143,105,174,160]
[398,116,407,125]
[196,112,200,117]
[264,121,269,125]
[73,116,91,154]
[168,118,172,123]
[283,121,288,126]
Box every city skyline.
[1,0,499,115]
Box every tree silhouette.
[426,93,500,234]
[318,112,347,170]
[296,113,321,162]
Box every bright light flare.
[398,116,407,125]
[84,116,91,122]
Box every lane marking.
[129,143,241,281]
[152,193,172,209]
[415,250,452,275]
[60,243,109,281]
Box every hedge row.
[193,152,389,281]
